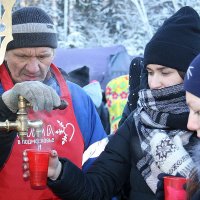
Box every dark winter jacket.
[48,114,154,200]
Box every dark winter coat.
[48,114,154,200]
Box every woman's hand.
[23,150,62,181]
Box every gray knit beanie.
[7,6,57,50]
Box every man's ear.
[4,52,8,61]
[52,49,55,57]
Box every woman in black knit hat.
[23,6,200,200]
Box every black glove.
[191,190,200,200]
[155,173,184,200]
[156,173,169,200]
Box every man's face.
[4,47,54,83]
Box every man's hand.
[2,81,61,112]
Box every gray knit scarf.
[134,84,194,193]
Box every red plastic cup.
[27,149,50,189]
[164,176,187,200]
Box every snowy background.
[11,0,200,56]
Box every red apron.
[0,63,84,200]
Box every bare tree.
[130,0,153,37]
[12,0,200,56]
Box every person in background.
[156,51,200,200]
[183,53,200,200]
[66,66,110,134]
[184,54,200,138]
[0,6,108,200]
[105,74,129,134]
[23,6,200,200]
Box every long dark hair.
[187,141,200,199]
[178,71,185,80]
[186,169,200,199]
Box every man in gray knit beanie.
[0,6,108,200]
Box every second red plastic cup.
[27,149,50,189]
[164,176,187,200]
